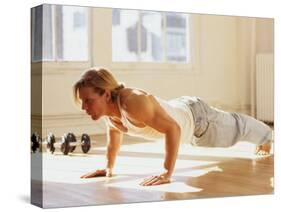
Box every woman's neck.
[106,100,121,119]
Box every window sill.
[31,61,91,75]
[109,62,200,75]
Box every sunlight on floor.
[104,166,223,193]
[40,153,218,185]
[175,165,223,177]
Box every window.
[31,5,89,62]
[112,9,190,63]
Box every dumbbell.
[46,133,56,154]
[31,132,41,153]
[47,132,91,155]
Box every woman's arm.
[80,126,123,178]
[105,127,123,176]
[122,93,181,186]
[163,125,181,178]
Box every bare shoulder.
[118,88,180,131]
[119,88,154,115]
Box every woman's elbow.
[169,122,181,137]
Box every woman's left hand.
[140,173,171,186]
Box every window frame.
[31,4,92,71]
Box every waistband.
[179,96,209,137]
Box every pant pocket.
[192,121,216,147]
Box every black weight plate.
[70,146,76,152]
[66,133,77,142]
[66,133,77,153]
[47,133,56,154]
[81,133,91,153]
[31,133,40,153]
[61,134,70,155]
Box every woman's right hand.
[80,169,111,178]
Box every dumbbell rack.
[31,132,93,155]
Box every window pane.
[140,11,163,62]
[43,5,54,61]
[166,13,189,63]
[112,10,191,64]
[112,9,139,62]
[31,5,53,61]
[31,6,42,61]
[56,5,89,61]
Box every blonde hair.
[73,67,125,103]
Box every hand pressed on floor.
[80,169,112,178]
[140,173,171,186]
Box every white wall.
[31,8,274,138]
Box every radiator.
[256,53,274,122]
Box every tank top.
[106,95,195,144]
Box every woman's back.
[107,88,195,143]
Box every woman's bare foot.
[255,141,272,155]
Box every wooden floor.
[31,134,274,208]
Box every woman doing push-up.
[73,67,273,186]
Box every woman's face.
[78,87,108,120]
